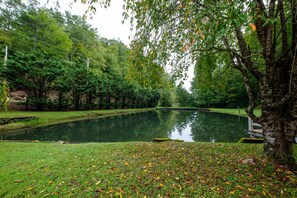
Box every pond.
[2,111,249,143]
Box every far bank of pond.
[0,108,156,133]
[2,110,250,143]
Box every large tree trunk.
[261,108,296,167]
[260,70,297,168]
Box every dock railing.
[248,117,263,136]
[248,117,297,143]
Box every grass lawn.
[0,142,296,197]
[0,109,154,132]
[210,108,261,117]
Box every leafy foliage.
[0,79,9,111]
[2,51,65,110]
[175,84,195,107]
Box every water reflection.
[2,111,249,143]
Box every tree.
[123,0,297,167]
[0,0,24,47]
[175,84,195,107]
[13,8,72,57]
[191,56,254,108]
[76,0,297,167]
[3,51,65,110]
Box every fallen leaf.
[250,23,256,31]
[230,190,235,194]
[26,187,34,191]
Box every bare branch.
[234,28,264,80]
[265,0,276,59]
[292,0,297,49]
[277,0,288,54]
[223,37,260,122]
[254,0,268,58]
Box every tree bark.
[261,107,296,167]
[259,73,297,168]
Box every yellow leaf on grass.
[26,187,34,191]
[248,188,255,192]
[114,192,122,198]
[230,190,235,194]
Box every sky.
[35,0,193,90]
[38,0,132,45]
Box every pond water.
[2,111,250,143]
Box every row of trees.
[0,0,161,110]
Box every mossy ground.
[0,142,296,197]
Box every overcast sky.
[38,0,132,46]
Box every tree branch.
[278,0,288,54]
[254,0,268,58]
[265,0,276,59]
[234,28,264,80]
[292,0,297,49]
[223,37,260,122]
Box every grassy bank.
[0,109,154,133]
[0,142,296,197]
[210,108,261,117]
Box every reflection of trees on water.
[173,111,196,135]
[190,112,248,142]
[4,111,177,142]
[3,111,249,143]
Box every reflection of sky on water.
[169,123,194,142]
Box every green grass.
[0,109,154,132]
[0,142,296,197]
[210,108,262,117]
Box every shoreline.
[0,108,155,134]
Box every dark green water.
[2,111,249,142]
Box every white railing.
[248,117,261,132]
